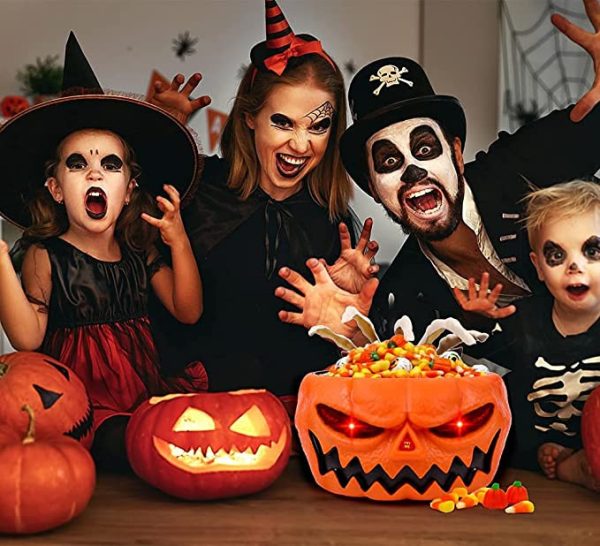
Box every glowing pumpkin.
[0,405,96,534]
[126,390,291,499]
[0,352,93,448]
[582,386,600,480]
[295,372,511,501]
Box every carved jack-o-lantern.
[295,373,511,501]
[126,390,291,500]
[0,352,93,448]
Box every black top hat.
[340,57,466,195]
[250,0,334,77]
[0,32,199,229]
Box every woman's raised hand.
[148,73,211,124]
[322,218,379,294]
[276,258,379,340]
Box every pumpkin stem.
[0,362,8,377]
[21,404,36,444]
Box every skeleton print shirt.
[475,294,600,470]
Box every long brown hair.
[220,54,351,219]
[23,129,158,253]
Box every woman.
[151,0,377,408]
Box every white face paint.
[365,117,464,241]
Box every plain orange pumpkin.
[0,405,96,534]
[295,373,511,501]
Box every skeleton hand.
[148,73,211,124]
[551,0,600,121]
[323,219,379,294]
[452,272,516,320]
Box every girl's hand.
[323,219,379,294]
[141,185,188,248]
[148,73,211,124]
[452,272,516,319]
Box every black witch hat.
[0,32,199,229]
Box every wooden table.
[7,458,600,546]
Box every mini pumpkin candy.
[0,405,96,534]
[0,95,29,118]
[126,389,292,500]
[295,372,511,502]
[0,352,94,448]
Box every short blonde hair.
[524,179,600,248]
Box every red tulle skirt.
[43,316,208,432]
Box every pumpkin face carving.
[295,373,511,501]
[0,352,93,448]
[126,390,291,500]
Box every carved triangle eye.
[33,384,63,409]
[173,407,216,432]
[230,406,271,437]
[44,359,70,380]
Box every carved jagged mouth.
[65,400,94,441]
[152,428,288,473]
[309,430,500,494]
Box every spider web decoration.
[500,0,593,131]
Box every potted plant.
[17,55,63,103]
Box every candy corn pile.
[327,334,487,379]
[429,481,534,514]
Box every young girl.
[0,34,205,468]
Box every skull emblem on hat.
[370,64,414,96]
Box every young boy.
[455,180,600,490]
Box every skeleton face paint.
[246,82,335,201]
[47,130,134,233]
[532,210,600,315]
[366,118,464,241]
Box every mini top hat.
[340,57,466,195]
[0,32,199,229]
[250,0,335,77]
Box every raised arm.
[147,73,211,125]
[143,184,203,324]
[0,242,51,350]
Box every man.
[276,1,600,338]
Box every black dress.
[39,237,207,433]
[151,156,354,399]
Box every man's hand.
[452,272,516,319]
[323,219,379,294]
[276,258,379,340]
[148,73,211,124]
[552,0,600,121]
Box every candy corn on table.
[5,458,598,545]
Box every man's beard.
[380,174,465,242]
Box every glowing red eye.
[317,404,384,439]
[430,403,494,438]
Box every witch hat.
[250,0,334,76]
[0,32,199,229]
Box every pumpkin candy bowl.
[126,389,292,500]
[296,310,511,502]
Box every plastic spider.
[172,31,198,60]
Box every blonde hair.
[524,179,600,248]
[220,54,351,220]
